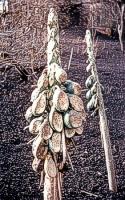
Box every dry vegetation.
[0,0,122,79]
[0,0,77,77]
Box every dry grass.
[0,0,122,79]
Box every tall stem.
[47,8,61,86]
[85,30,117,192]
[43,8,61,200]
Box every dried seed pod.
[68,94,84,112]
[86,90,92,100]
[53,86,69,112]
[91,82,97,95]
[75,126,83,135]
[25,106,33,122]
[44,154,57,178]
[32,91,47,116]
[64,110,83,128]
[91,94,98,107]
[49,106,63,132]
[65,128,75,138]
[87,101,94,112]
[55,67,67,83]
[49,132,61,153]
[64,80,82,95]
[85,75,95,88]
[39,119,53,140]
[32,135,48,159]
[87,94,98,112]
[31,88,41,102]
[37,68,49,90]
[29,116,44,134]
[32,157,44,172]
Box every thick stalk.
[44,175,59,200]
[85,30,117,192]
[44,8,61,200]
[47,8,61,86]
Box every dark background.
[1,28,125,200]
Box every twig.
[57,173,62,200]
[81,190,98,198]
[27,135,38,145]
[67,150,74,171]
[68,47,73,70]
[71,138,77,151]
[23,125,29,130]
[39,171,44,189]
[85,30,117,192]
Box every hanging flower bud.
[32,135,48,159]
[39,119,53,140]
[64,110,83,128]
[32,157,44,173]
[31,88,41,102]
[32,91,47,116]
[86,90,92,100]
[87,94,98,112]
[25,106,33,122]
[29,116,44,134]
[49,106,63,132]
[91,82,97,95]
[68,94,85,112]
[52,86,69,112]
[49,132,61,153]
[85,75,95,88]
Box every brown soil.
[0,27,125,200]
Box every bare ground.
[0,27,125,200]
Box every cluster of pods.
[85,64,99,117]
[25,65,86,180]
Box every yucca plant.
[25,8,86,199]
[85,29,117,192]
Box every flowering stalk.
[85,30,117,192]
[25,8,86,200]
[44,8,61,200]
